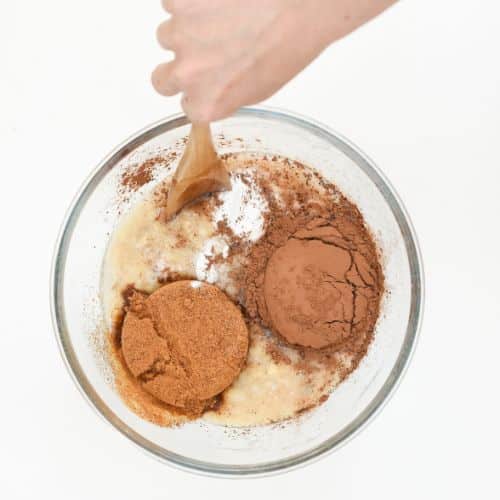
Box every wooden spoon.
[164,123,231,219]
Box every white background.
[2,1,499,498]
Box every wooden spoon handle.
[164,123,230,219]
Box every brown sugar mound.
[264,221,379,348]
[121,281,248,409]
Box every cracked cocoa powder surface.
[120,281,248,412]
[238,159,383,374]
[264,220,378,348]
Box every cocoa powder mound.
[234,159,384,375]
[264,223,378,349]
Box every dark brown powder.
[120,156,164,190]
[234,159,383,378]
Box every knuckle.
[161,0,174,13]
[151,70,168,94]
[162,0,184,14]
[174,62,200,87]
[167,68,181,88]
[168,66,188,91]
[194,102,217,123]
[151,61,183,95]
[172,71,188,89]
[157,19,180,49]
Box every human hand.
[152,0,396,122]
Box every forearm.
[153,0,399,122]
[315,0,399,48]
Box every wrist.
[315,0,398,47]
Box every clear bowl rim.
[50,106,424,478]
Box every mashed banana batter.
[101,153,383,427]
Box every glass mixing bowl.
[51,107,423,477]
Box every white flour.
[194,237,229,283]
[194,171,267,283]
[213,172,267,242]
